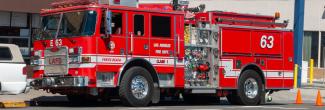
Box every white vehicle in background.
[0,44,29,95]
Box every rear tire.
[236,70,263,105]
[119,66,154,107]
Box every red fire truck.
[30,0,294,107]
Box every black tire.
[236,70,263,105]
[183,94,220,105]
[119,66,154,107]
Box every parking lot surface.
[1,88,324,110]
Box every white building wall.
[304,0,325,31]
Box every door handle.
[177,35,180,56]
[130,32,134,54]
[144,44,149,50]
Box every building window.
[11,12,27,28]
[12,38,29,47]
[303,31,319,67]
[0,38,9,43]
[151,16,171,37]
[320,32,325,67]
[0,47,12,60]
[134,15,144,36]
[32,14,41,28]
[0,11,10,26]
[0,27,20,36]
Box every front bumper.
[31,77,88,88]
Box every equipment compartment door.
[251,31,284,89]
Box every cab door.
[127,12,149,57]
[149,14,175,73]
[97,9,127,73]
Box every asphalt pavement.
[0,87,324,110]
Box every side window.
[0,47,12,60]
[101,12,123,35]
[151,16,171,37]
[134,15,144,36]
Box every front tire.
[119,67,154,107]
[235,70,263,105]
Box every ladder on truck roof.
[195,11,288,28]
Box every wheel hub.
[131,75,149,99]
[244,78,258,99]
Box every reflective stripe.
[34,55,185,70]
[284,71,294,78]
[219,59,293,79]
[33,63,96,70]
[266,72,282,78]
[219,59,238,77]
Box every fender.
[117,57,160,103]
[238,63,266,104]
[117,57,160,86]
[239,63,265,84]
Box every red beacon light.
[51,0,99,8]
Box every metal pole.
[294,0,305,88]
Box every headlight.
[34,50,42,58]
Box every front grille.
[44,47,69,76]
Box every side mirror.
[102,10,112,39]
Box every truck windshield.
[40,10,97,39]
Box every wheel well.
[240,64,265,84]
[118,59,159,86]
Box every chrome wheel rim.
[131,75,149,99]
[244,78,258,99]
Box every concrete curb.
[0,101,29,108]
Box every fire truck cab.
[30,0,294,107]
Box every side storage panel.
[220,27,252,89]
[283,32,294,89]
[251,30,284,89]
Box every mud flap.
[259,85,266,105]
[152,83,160,103]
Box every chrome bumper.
[31,77,88,88]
